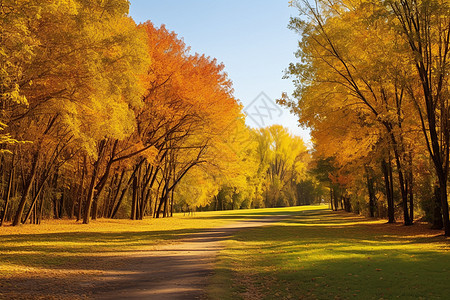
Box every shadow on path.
[91,214,289,300]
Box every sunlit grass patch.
[211,209,450,300]
[0,205,325,278]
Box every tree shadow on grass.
[212,209,450,300]
[2,208,448,299]
[1,252,216,300]
[0,213,296,299]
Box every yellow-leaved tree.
[1,0,149,225]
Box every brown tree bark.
[381,158,395,223]
[366,167,376,218]
[0,157,15,226]
[431,185,444,230]
[12,152,39,226]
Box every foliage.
[282,0,450,230]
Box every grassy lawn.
[0,206,313,279]
[2,205,448,299]
[210,208,450,300]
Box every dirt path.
[90,215,288,299]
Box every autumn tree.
[387,0,450,235]
[0,1,149,225]
[282,0,427,225]
[112,22,244,219]
[254,125,308,208]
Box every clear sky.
[128,0,311,144]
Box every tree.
[0,1,149,225]
[254,125,308,208]
[388,0,450,235]
[282,0,423,225]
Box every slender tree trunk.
[111,160,144,219]
[37,193,44,224]
[156,178,169,218]
[83,167,97,224]
[142,188,151,218]
[170,188,174,217]
[77,156,87,222]
[432,185,444,229]
[381,158,395,223]
[408,162,414,222]
[333,188,339,211]
[153,181,161,218]
[163,192,168,218]
[330,188,334,211]
[397,166,411,225]
[438,174,450,235]
[102,174,116,218]
[91,195,98,220]
[366,168,376,218]
[83,140,106,224]
[22,172,51,224]
[51,172,59,218]
[111,185,129,219]
[1,158,14,226]
[108,169,125,218]
[83,162,100,224]
[58,189,64,218]
[12,152,39,226]
[157,191,167,218]
[131,176,138,220]
[384,127,411,226]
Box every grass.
[1,206,315,299]
[2,205,448,299]
[210,207,450,300]
[0,206,313,278]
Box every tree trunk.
[408,164,414,222]
[83,168,97,224]
[381,158,395,223]
[1,158,14,226]
[333,188,339,211]
[77,157,86,221]
[58,190,64,219]
[83,140,107,224]
[22,174,50,224]
[438,174,450,236]
[431,185,444,229]
[111,160,144,219]
[395,154,411,225]
[108,169,125,218]
[131,176,138,220]
[330,188,334,211]
[366,168,376,218]
[163,192,168,218]
[91,195,98,220]
[170,188,174,217]
[12,152,39,226]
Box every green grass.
[0,206,317,277]
[210,208,450,300]
[3,205,448,299]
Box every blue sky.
[129,0,311,144]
